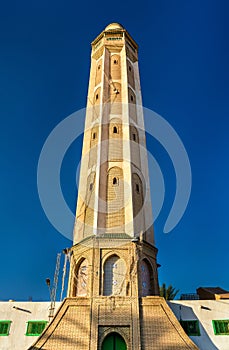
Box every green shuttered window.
[212,320,229,335]
[26,321,48,336]
[0,321,11,336]
[180,320,200,336]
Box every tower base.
[28,297,199,349]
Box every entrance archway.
[102,332,127,350]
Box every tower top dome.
[105,23,124,31]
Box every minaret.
[29,24,199,350]
[69,22,159,299]
[74,22,155,247]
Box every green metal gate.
[102,332,127,350]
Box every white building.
[0,301,60,350]
[169,300,229,350]
[0,300,228,350]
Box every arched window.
[102,332,127,350]
[103,255,126,296]
[113,126,118,134]
[114,59,118,64]
[130,95,134,102]
[96,93,99,100]
[140,259,153,296]
[74,259,89,296]
[92,132,96,139]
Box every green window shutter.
[180,320,200,336]
[0,321,11,336]
[26,321,48,336]
[212,320,229,335]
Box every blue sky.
[0,0,228,301]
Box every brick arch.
[94,86,101,104]
[110,54,121,80]
[132,173,145,234]
[128,87,137,122]
[109,118,122,135]
[108,118,123,161]
[72,257,89,297]
[84,172,96,232]
[103,254,126,296]
[127,60,135,89]
[99,327,130,350]
[130,125,140,168]
[92,86,101,121]
[95,59,102,86]
[139,258,155,296]
[110,82,122,114]
[106,167,125,231]
[132,173,144,216]
[89,124,99,167]
[101,332,127,350]
[129,125,139,142]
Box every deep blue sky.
[0,0,228,301]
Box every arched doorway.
[102,332,127,350]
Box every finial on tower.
[104,23,124,31]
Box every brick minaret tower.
[29,24,199,350]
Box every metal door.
[102,332,127,350]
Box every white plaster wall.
[0,301,61,350]
[169,300,229,350]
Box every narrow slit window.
[136,183,140,193]
[114,60,118,64]
[133,133,136,141]
[96,94,99,100]
[131,95,134,102]
[113,126,118,134]
[113,177,118,185]
[129,66,132,71]
[98,65,101,70]
[92,132,96,140]
[89,183,93,191]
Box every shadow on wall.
[169,302,219,350]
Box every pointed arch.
[95,59,102,86]
[103,255,126,296]
[101,332,127,350]
[110,54,121,80]
[130,125,139,143]
[72,258,89,297]
[110,82,122,114]
[106,167,125,231]
[127,60,135,89]
[109,118,123,160]
[128,87,137,122]
[84,172,96,232]
[140,258,154,296]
